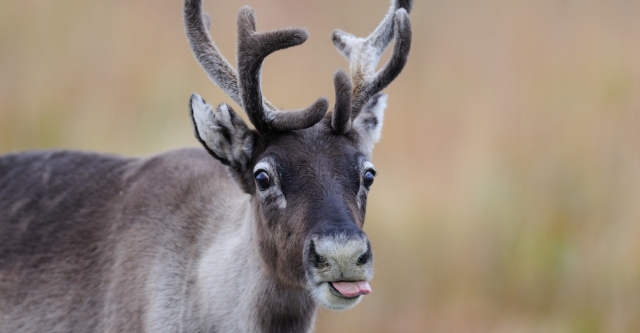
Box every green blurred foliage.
[1,0,639,332]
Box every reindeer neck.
[194,201,317,333]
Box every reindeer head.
[184,0,411,310]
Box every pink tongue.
[331,281,372,297]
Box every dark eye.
[255,171,271,191]
[363,170,375,189]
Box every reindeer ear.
[189,93,256,193]
[352,93,387,156]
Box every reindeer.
[0,0,412,331]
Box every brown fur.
[0,1,412,332]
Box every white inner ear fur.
[190,94,252,166]
[191,94,215,139]
[352,94,387,156]
[253,159,287,209]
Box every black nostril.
[309,240,328,268]
[356,247,372,265]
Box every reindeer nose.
[307,230,372,270]
[308,240,328,268]
[355,246,372,266]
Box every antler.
[331,0,413,134]
[184,0,328,134]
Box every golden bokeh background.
[1,0,639,332]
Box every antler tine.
[236,7,328,134]
[331,0,412,133]
[331,70,353,134]
[185,0,328,134]
[184,0,242,106]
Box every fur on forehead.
[253,94,386,162]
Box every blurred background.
[1,0,639,331]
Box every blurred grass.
[1,0,639,332]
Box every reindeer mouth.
[328,281,372,299]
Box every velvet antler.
[184,0,328,134]
[331,0,413,134]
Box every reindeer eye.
[363,170,375,189]
[255,171,271,191]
